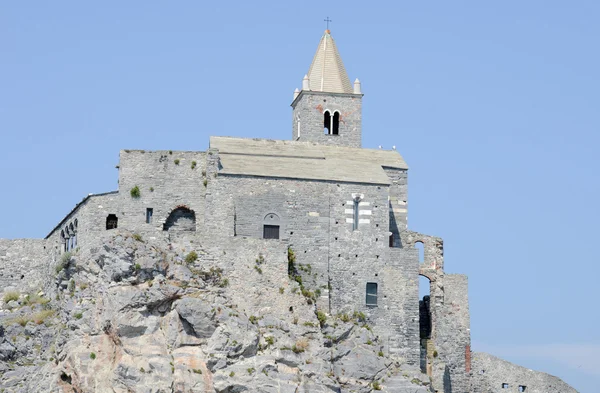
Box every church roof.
[306,30,354,94]
[210,137,407,185]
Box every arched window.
[263,213,280,239]
[323,110,331,134]
[60,230,66,252]
[106,214,118,230]
[332,111,340,135]
[163,206,196,231]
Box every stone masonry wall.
[471,352,578,393]
[205,172,336,300]
[292,91,362,148]
[0,239,49,292]
[434,274,471,393]
[118,150,207,233]
[384,167,408,247]
[46,193,120,259]
[206,171,422,365]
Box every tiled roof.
[210,137,407,185]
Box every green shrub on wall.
[130,186,141,198]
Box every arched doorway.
[163,206,196,231]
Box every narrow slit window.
[146,208,153,224]
[366,282,378,306]
[332,112,340,135]
[353,198,360,231]
[263,225,280,239]
[324,111,331,134]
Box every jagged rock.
[0,341,16,360]
[176,297,217,338]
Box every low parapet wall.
[0,239,49,293]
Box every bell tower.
[291,30,363,148]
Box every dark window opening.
[389,234,394,247]
[518,386,526,392]
[502,383,509,389]
[323,111,331,134]
[263,225,280,239]
[106,214,118,230]
[332,112,340,135]
[366,282,378,306]
[146,208,153,224]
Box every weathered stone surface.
[0,232,448,392]
[176,297,217,338]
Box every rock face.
[0,231,432,392]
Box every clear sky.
[1,2,598,391]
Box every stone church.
[0,30,578,393]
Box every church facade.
[0,30,578,393]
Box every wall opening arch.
[106,214,118,230]
[163,206,196,232]
[415,241,424,263]
[323,110,331,134]
[332,111,340,135]
[263,212,280,239]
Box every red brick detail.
[465,345,471,373]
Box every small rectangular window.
[146,208,153,224]
[518,386,527,392]
[263,225,280,239]
[502,383,509,389]
[366,282,378,306]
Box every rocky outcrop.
[0,231,432,392]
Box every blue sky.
[1,2,598,391]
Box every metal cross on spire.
[324,17,332,31]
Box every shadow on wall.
[444,364,452,393]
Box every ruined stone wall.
[0,239,49,292]
[471,352,578,393]
[434,274,471,393]
[117,150,207,233]
[292,91,362,148]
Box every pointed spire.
[306,30,353,94]
[293,88,300,100]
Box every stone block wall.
[118,150,207,232]
[434,274,471,393]
[471,352,578,393]
[45,192,120,259]
[292,91,362,148]
[384,167,408,247]
[205,172,334,296]
[0,239,49,292]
